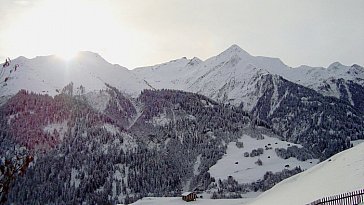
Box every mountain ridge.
[2,45,364,116]
[2,45,363,91]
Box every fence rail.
[307,189,364,205]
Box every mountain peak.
[328,62,344,69]
[218,44,251,59]
[187,57,202,66]
[226,44,249,54]
[75,51,113,66]
[13,56,29,62]
[228,44,242,50]
[77,51,104,60]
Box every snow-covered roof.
[181,192,192,196]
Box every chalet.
[182,192,197,202]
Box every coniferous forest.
[1,82,364,204]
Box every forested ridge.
[1,84,363,204]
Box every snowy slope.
[208,133,318,184]
[0,51,148,97]
[132,57,202,90]
[129,142,364,205]
[247,142,364,205]
[185,45,277,109]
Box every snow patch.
[193,154,202,176]
[43,121,68,141]
[70,168,80,188]
[7,113,19,125]
[103,123,121,135]
[84,91,110,112]
[164,138,171,146]
[269,81,288,116]
[149,112,171,126]
[185,114,196,121]
[120,132,137,152]
[127,100,143,129]
[200,99,214,108]
[343,83,354,106]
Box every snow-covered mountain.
[132,45,291,110]
[0,51,149,97]
[2,45,363,161]
[288,62,364,96]
[2,45,363,112]
[132,45,364,111]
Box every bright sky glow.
[0,0,363,69]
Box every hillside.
[126,142,364,204]
[247,142,364,205]
[2,88,363,204]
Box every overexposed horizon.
[0,0,363,69]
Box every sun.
[4,0,128,63]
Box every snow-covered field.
[209,134,319,183]
[128,142,364,205]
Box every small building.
[182,192,197,202]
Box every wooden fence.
[307,189,364,205]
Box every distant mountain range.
[2,45,364,110]
[1,45,363,204]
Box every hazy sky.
[0,0,363,69]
